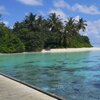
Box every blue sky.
[0,0,100,46]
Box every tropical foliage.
[0,13,92,53]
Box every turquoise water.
[0,51,100,100]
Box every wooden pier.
[0,74,63,100]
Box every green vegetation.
[0,13,92,53]
[0,23,25,53]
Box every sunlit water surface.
[0,51,100,100]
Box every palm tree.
[64,17,76,35]
[63,17,76,48]
[77,18,87,32]
[36,15,44,32]
[48,13,63,33]
[24,13,37,31]
[46,13,63,48]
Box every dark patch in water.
[25,61,34,64]
[90,66,100,71]
[25,61,40,64]
[93,75,100,78]
[71,81,78,84]
[73,88,80,92]
[63,65,100,72]
[93,83,100,89]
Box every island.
[0,13,92,53]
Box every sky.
[0,0,100,46]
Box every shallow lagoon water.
[0,51,100,100]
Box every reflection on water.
[0,51,100,100]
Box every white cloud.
[86,20,100,38]
[49,9,67,19]
[75,19,100,44]
[80,19,100,44]
[74,15,80,21]
[53,1,100,15]
[25,12,29,16]
[38,11,46,17]
[0,6,8,15]
[17,0,43,6]
[3,21,9,26]
[54,0,70,8]
[0,20,9,26]
[72,4,100,15]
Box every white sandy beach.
[41,47,100,53]
[0,47,100,55]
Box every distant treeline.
[0,13,92,53]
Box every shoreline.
[41,47,100,53]
[0,47,100,55]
